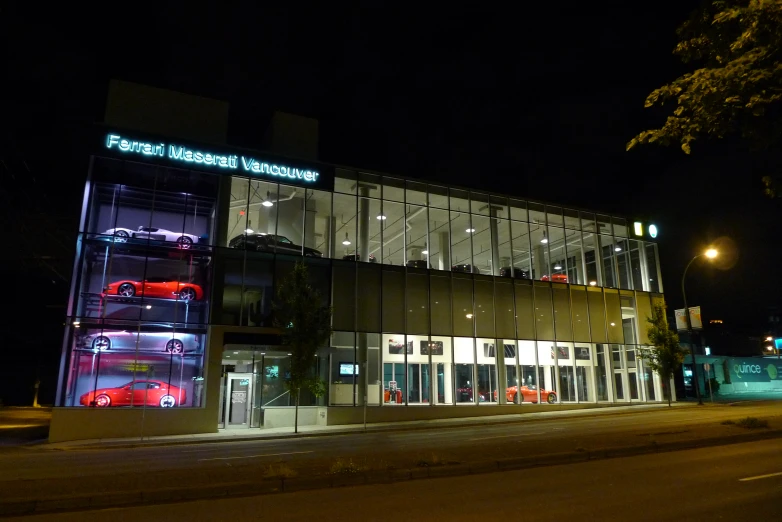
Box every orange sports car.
[541,274,568,283]
[494,385,557,404]
[80,380,186,408]
[105,278,203,301]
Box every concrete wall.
[104,80,229,144]
[325,403,618,426]
[263,406,328,428]
[49,407,218,442]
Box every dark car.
[229,233,322,257]
[406,259,429,269]
[452,264,481,274]
[500,267,530,279]
[342,254,377,262]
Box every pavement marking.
[739,471,782,482]
[469,432,545,441]
[198,451,313,461]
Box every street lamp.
[682,248,718,405]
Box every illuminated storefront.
[52,127,668,441]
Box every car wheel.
[113,230,129,243]
[166,339,184,354]
[92,336,111,351]
[547,393,557,404]
[159,395,176,408]
[176,236,193,249]
[94,394,111,407]
[178,287,197,301]
[117,283,136,297]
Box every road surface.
[0,401,780,503]
[17,438,782,521]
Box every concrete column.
[534,244,547,279]
[490,209,500,276]
[438,231,450,270]
[359,187,370,262]
[356,332,367,406]
[304,197,317,250]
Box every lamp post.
[681,248,718,406]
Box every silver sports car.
[76,329,201,354]
[101,226,200,248]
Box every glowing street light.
[682,247,719,405]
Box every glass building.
[51,127,667,441]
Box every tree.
[641,302,687,406]
[273,262,332,433]
[627,0,782,195]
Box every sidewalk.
[48,402,685,450]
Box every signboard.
[98,130,334,190]
[727,358,782,383]
[675,306,703,330]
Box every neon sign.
[105,133,320,183]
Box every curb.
[3,428,781,518]
[50,404,691,451]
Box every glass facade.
[57,139,666,425]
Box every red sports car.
[541,274,568,283]
[494,385,558,404]
[80,380,186,408]
[105,278,203,301]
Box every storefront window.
[304,189,333,258]
[428,207,450,271]
[65,326,205,408]
[406,204,428,268]
[331,331,356,406]
[333,193,357,261]
[454,337,476,404]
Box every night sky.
[2,4,779,404]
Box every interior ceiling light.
[342,233,351,246]
[614,246,621,252]
[589,281,597,286]
[466,228,475,233]
[541,231,549,244]
[421,250,428,255]
[245,228,254,234]
[554,264,562,270]
[377,214,387,220]
[262,191,274,207]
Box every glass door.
[224,372,254,428]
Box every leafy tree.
[627,0,782,195]
[641,302,687,406]
[274,262,332,433]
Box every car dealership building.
[50,82,668,442]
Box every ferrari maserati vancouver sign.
[105,133,321,184]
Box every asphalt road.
[1,401,781,503]
[17,438,782,521]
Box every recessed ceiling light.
[233,351,239,354]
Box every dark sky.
[2,3,780,401]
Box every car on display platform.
[494,385,558,404]
[76,329,200,354]
[500,267,530,279]
[541,274,568,283]
[229,233,322,257]
[452,264,481,274]
[80,380,185,408]
[101,226,200,248]
[342,253,376,262]
[456,387,486,402]
[104,278,204,301]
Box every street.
[15,438,782,521]
[1,401,781,506]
